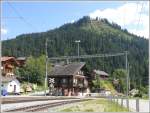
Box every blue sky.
[1,1,149,40]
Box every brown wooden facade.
[1,57,19,77]
[48,62,89,96]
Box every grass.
[100,79,116,93]
[59,98,129,112]
[104,101,129,112]
[20,83,48,95]
[141,94,149,100]
[129,96,149,100]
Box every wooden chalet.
[48,62,89,96]
[1,57,19,77]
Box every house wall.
[48,75,89,96]
[100,75,108,79]
[6,79,20,93]
[2,64,15,77]
[2,58,19,77]
[2,82,8,90]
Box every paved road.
[114,98,149,112]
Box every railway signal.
[49,78,55,84]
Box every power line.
[136,2,144,32]
[123,1,126,29]
[130,1,139,34]
[7,2,38,31]
[1,17,21,19]
[48,52,127,60]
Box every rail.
[3,99,90,112]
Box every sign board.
[49,78,55,84]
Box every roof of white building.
[93,69,109,76]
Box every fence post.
[121,97,123,107]
[110,96,112,102]
[107,96,110,111]
[116,97,118,104]
[116,97,118,111]
[126,98,129,110]
[136,98,139,112]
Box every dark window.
[62,78,67,84]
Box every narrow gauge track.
[3,99,90,112]
[2,96,81,104]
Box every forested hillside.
[2,16,148,91]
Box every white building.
[2,76,20,94]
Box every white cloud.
[89,2,149,38]
[1,28,8,35]
[70,20,75,23]
[64,20,75,24]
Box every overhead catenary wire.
[6,2,40,56]
[123,1,126,29]
[1,17,21,19]
[136,2,144,32]
[48,52,128,60]
[134,1,139,23]
[7,2,38,31]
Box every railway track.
[1,96,81,104]
[3,99,90,112]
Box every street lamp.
[75,40,81,57]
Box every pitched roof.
[1,76,17,82]
[17,57,26,61]
[1,57,19,66]
[49,62,85,76]
[1,57,15,62]
[93,70,109,76]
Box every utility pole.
[75,40,81,58]
[45,38,48,96]
[28,75,29,85]
[128,63,130,93]
[125,51,129,97]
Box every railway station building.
[48,62,90,96]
